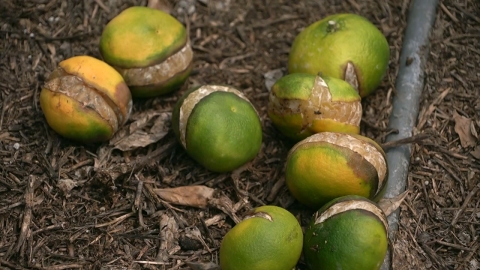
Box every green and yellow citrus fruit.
[220,205,303,270]
[288,13,390,97]
[172,85,262,173]
[304,195,389,270]
[99,6,193,97]
[40,55,132,143]
[268,73,362,141]
[285,131,388,209]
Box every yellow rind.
[99,6,187,68]
[59,55,132,123]
[40,89,113,143]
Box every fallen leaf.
[154,185,215,208]
[111,112,171,151]
[378,190,409,216]
[470,146,480,160]
[453,111,476,148]
[158,214,179,262]
[208,194,241,223]
[57,179,77,196]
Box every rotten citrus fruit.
[268,73,361,141]
[172,85,262,173]
[219,205,303,270]
[285,131,388,209]
[304,195,389,270]
[99,6,193,98]
[288,13,390,97]
[40,55,132,144]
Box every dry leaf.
[112,112,171,151]
[158,214,179,262]
[154,185,215,208]
[378,190,409,216]
[208,194,241,223]
[57,179,77,196]
[453,111,476,148]
[470,146,480,160]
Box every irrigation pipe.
[381,0,439,269]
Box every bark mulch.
[0,0,478,269]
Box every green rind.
[220,205,303,270]
[267,111,312,141]
[288,13,390,97]
[304,196,388,270]
[322,76,361,102]
[182,91,262,172]
[271,73,316,100]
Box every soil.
[0,0,478,269]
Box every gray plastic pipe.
[381,0,439,269]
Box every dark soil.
[0,0,478,269]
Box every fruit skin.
[40,55,132,144]
[303,195,388,270]
[172,85,262,173]
[288,13,390,97]
[220,205,303,270]
[268,73,362,141]
[99,6,193,97]
[285,132,388,209]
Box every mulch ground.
[0,0,478,269]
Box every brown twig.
[381,133,430,150]
[14,175,36,253]
[451,184,479,226]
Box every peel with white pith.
[99,6,193,97]
[285,132,388,209]
[268,73,362,141]
[304,195,388,270]
[40,55,132,144]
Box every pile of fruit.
[39,6,392,270]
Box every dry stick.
[434,158,464,184]
[455,241,480,270]
[435,240,473,251]
[0,259,28,270]
[380,133,430,150]
[451,184,480,226]
[14,176,36,253]
[266,176,285,202]
[44,264,85,270]
[421,176,435,219]
[94,212,135,228]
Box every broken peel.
[40,55,132,143]
[268,73,362,141]
[171,85,262,173]
[99,6,193,97]
[220,205,303,270]
[285,132,388,209]
[304,195,388,270]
